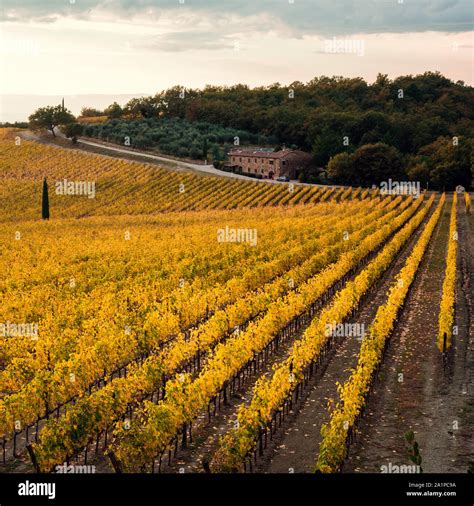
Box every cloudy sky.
[0,1,473,119]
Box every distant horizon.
[0,93,148,123]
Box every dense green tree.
[351,143,405,186]
[104,102,123,119]
[76,72,472,188]
[408,136,472,190]
[211,144,221,163]
[63,123,84,144]
[29,105,75,137]
[326,152,353,184]
[328,143,405,186]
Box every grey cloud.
[1,0,473,35]
[0,0,98,21]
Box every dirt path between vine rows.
[148,199,434,474]
[251,198,439,473]
[344,194,474,473]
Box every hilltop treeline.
[77,72,474,188]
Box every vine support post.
[26,444,40,473]
[181,424,187,450]
[108,450,123,474]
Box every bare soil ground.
[102,200,430,475]
[4,194,472,476]
[343,195,473,473]
[136,198,440,475]
[253,199,440,473]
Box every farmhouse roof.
[229,148,308,159]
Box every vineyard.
[0,130,342,222]
[0,129,472,477]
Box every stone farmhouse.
[226,148,313,180]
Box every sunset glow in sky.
[0,0,472,119]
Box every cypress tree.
[41,178,50,220]
[211,144,221,163]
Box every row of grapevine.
[27,198,402,470]
[1,200,388,449]
[104,196,424,472]
[438,193,457,352]
[315,194,444,472]
[211,194,435,471]
[0,205,334,377]
[2,209,324,384]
